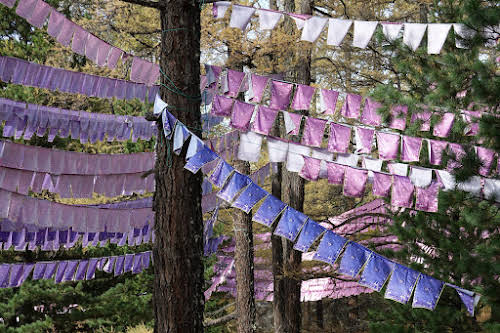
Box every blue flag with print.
[232,182,268,213]
[274,206,308,242]
[162,109,178,140]
[358,254,394,292]
[293,219,325,252]
[338,242,372,277]
[412,274,444,310]
[184,145,219,174]
[173,122,191,155]
[385,264,420,304]
[448,284,480,316]
[217,172,251,203]
[313,230,347,265]
[252,195,286,227]
[208,160,234,188]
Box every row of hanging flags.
[156,100,479,315]
[213,2,499,53]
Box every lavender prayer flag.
[354,127,374,154]
[43,262,57,280]
[161,109,177,140]
[274,206,308,242]
[338,242,372,277]
[133,254,143,274]
[0,264,10,288]
[385,264,420,304]
[427,23,452,54]
[27,0,51,28]
[62,260,78,282]
[299,156,321,181]
[409,166,433,188]
[293,219,325,252]
[411,111,432,131]
[225,69,245,97]
[9,264,24,287]
[359,254,394,291]
[212,1,230,19]
[403,23,427,51]
[54,261,68,283]
[340,94,362,119]
[249,74,269,103]
[32,262,46,280]
[451,285,480,316]
[283,112,302,136]
[401,136,422,162]
[184,145,218,174]
[477,147,495,176]
[313,230,347,265]
[428,139,448,165]
[432,112,455,137]
[382,23,403,41]
[327,19,352,46]
[0,0,16,8]
[360,98,382,126]
[74,260,88,281]
[238,131,263,162]
[269,81,293,110]
[229,4,255,30]
[372,172,392,197]
[114,256,125,276]
[142,252,151,269]
[86,258,98,280]
[391,175,414,208]
[252,195,286,227]
[208,160,234,188]
[186,136,205,160]
[352,21,379,48]
[389,105,408,130]
[251,106,278,135]
[301,117,326,147]
[301,16,328,42]
[376,132,400,160]
[319,89,339,115]
[124,254,134,273]
[343,167,368,198]
[415,182,440,212]
[71,26,89,56]
[266,137,288,163]
[291,84,315,110]
[173,123,191,155]
[217,172,251,203]
[230,100,255,131]
[328,123,351,153]
[15,0,37,19]
[327,162,346,185]
[257,9,282,30]
[232,182,268,213]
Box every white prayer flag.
[403,23,427,51]
[186,136,204,160]
[238,131,263,162]
[173,123,191,155]
[229,5,256,30]
[362,157,383,172]
[327,19,352,46]
[290,15,307,30]
[283,111,296,134]
[453,23,475,49]
[336,153,359,167]
[258,9,282,30]
[352,21,379,48]
[457,176,482,195]
[388,162,408,176]
[427,23,452,54]
[436,170,455,191]
[213,1,231,19]
[409,166,433,188]
[483,179,500,202]
[301,16,328,42]
[382,23,403,42]
[267,137,288,162]
[287,142,311,172]
[220,71,229,93]
[153,94,167,115]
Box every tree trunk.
[153,1,204,332]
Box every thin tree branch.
[204,302,235,317]
[119,0,163,9]
[204,312,237,327]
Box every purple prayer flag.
[372,172,392,197]
[432,112,455,138]
[343,167,368,198]
[453,286,478,316]
[291,84,315,110]
[142,252,151,269]
[274,206,308,242]
[391,175,414,208]
[132,254,143,274]
[299,156,321,181]
[252,195,286,227]
[401,136,422,162]
[319,89,339,115]
[15,0,37,19]
[359,254,394,292]
[376,132,400,160]
[230,100,255,131]
[251,106,278,135]
[477,146,495,176]
[103,257,116,274]
[447,143,466,170]
[389,105,408,131]
[86,258,99,280]
[0,264,10,288]
[355,127,374,154]
[184,145,219,174]
[217,172,251,203]
[54,261,68,283]
[114,256,125,276]
[338,242,372,277]
[313,230,347,265]
[225,69,245,97]
[412,274,444,310]
[27,0,51,28]
[43,262,57,280]
[71,26,89,56]
[75,260,88,281]
[385,264,420,304]
[0,0,16,8]
[293,219,325,252]
[269,80,293,110]
[301,117,327,147]
[62,260,78,282]
[340,93,362,119]
[32,262,46,280]
[327,162,345,185]
[211,94,234,117]
[9,264,24,287]
[208,160,234,188]
[328,123,351,153]
[232,182,268,214]
[250,74,269,103]
[124,254,134,273]
[428,139,448,165]
[360,98,382,126]
[415,181,439,212]
[411,110,432,131]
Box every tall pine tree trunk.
[153,1,204,332]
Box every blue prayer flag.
[173,122,191,155]
[293,219,325,252]
[385,264,420,304]
[232,182,268,213]
[217,172,251,203]
[412,274,444,310]
[184,146,218,174]
[274,206,308,242]
[208,160,234,188]
[337,242,372,277]
[359,254,394,292]
[252,195,286,227]
[313,230,347,265]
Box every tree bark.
[153,1,204,332]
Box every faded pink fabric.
[327,162,346,185]
[211,94,234,117]
[225,69,246,97]
[291,84,315,110]
[27,0,51,28]
[391,175,414,208]
[428,139,448,165]
[251,106,278,135]
[355,127,374,154]
[360,98,382,126]
[301,117,327,147]
[71,26,89,56]
[299,156,321,181]
[320,89,339,115]
[410,110,432,131]
[230,100,255,131]
[447,143,465,170]
[15,0,37,19]
[372,172,392,197]
[415,182,439,212]
[340,93,362,119]
[328,123,351,153]
[463,110,481,136]
[432,113,455,138]
[401,136,422,162]
[285,112,303,136]
[477,146,495,176]
[343,167,368,198]
[0,0,16,8]
[269,80,293,110]
[250,74,269,103]
[389,105,408,131]
[376,132,400,160]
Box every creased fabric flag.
[217,172,251,203]
[427,24,452,54]
[336,153,359,167]
[270,81,293,110]
[225,69,246,97]
[232,182,268,213]
[338,242,372,277]
[186,136,204,160]
[432,112,454,138]
[328,123,351,153]
[327,19,352,46]
[71,26,89,55]
[403,23,427,51]
[483,179,500,201]
[211,94,234,117]
[451,285,480,316]
[313,230,347,265]
[253,195,286,227]
[75,260,89,281]
[292,84,315,110]
[385,264,420,304]
[411,110,432,131]
[391,175,414,208]
[283,111,302,135]
[286,142,310,173]
[352,21,379,48]
[43,262,57,279]
[238,131,263,162]
[301,16,328,42]
[266,137,289,162]
[0,264,9,288]
[359,254,394,292]
[230,100,255,131]
[161,109,177,140]
[249,74,269,103]
[173,123,191,155]
[436,170,455,191]
[114,256,125,276]
[477,147,495,176]
[0,0,16,8]
[362,157,383,172]
[457,176,482,195]
[63,260,78,282]
[453,23,476,49]
[343,167,368,198]
[389,105,407,130]
[229,5,255,30]
[301,117,326,147]
[361,98,382,126]
[208,160,234,188]
[387,161,407,176]
[401,136,422,162]
[319,89,339,114]
[86,258,98,280]
[376,132,400,160]
[274,206,308,242]
[251,106,278,135]
[184,145,218,174]
[289,13,310,30]
[32,262,46,280]
[409,166,433,188]
[415,181,439,212]
[382,23,403,41]
[54,261,68,283]
[27,0,51,28]
[9,264,24,287]
[428,139,448,165]
[213,1,231,19]
[15,0,37,20]
[153,94,167,115]
[293,219,325,252]
[340,93,362,119]
[354,127,374,154]
[326,162,345,185]
[447,143,466,170]
[299,156,321,181]
[257,9,282,30]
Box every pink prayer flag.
[230,100,255,131]
[299,156,321,181]
[27,0,51,28]
[0,0,16,8]
[415,182,439,212]
[107,47,123,69]
[71,26,90,56]
[477,146,495,176]
[85,34,100,63]
[376,132,400,160]
[15,0,37,19]
[57,18,76,46]
[389,105,408,131]
[391,175,414,208]
[211,94,234,117]
[319,89,339,115]
[225,69,246,97]
[360,97,382,126]
[463,110,481,136]
[251,106,278,135]
[291,84,315,110]
[432,112,455,138]
[340,93,362,119]
[269,80,293,110]
[428,139,448,165]
[343,167,368,198]
[410,110,432,131]
[447,143,465,170]
[301,117,327,147]
[327,162,345,185]
[355,127,374,154]
[250,74,269,103]
[328,123,351,153]
[372,172,392,197]
[401,136,422,162]
[284,112,302,136]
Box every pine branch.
[119,0,163,8]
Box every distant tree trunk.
[152,0,204,332]
[316,300,324,329]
